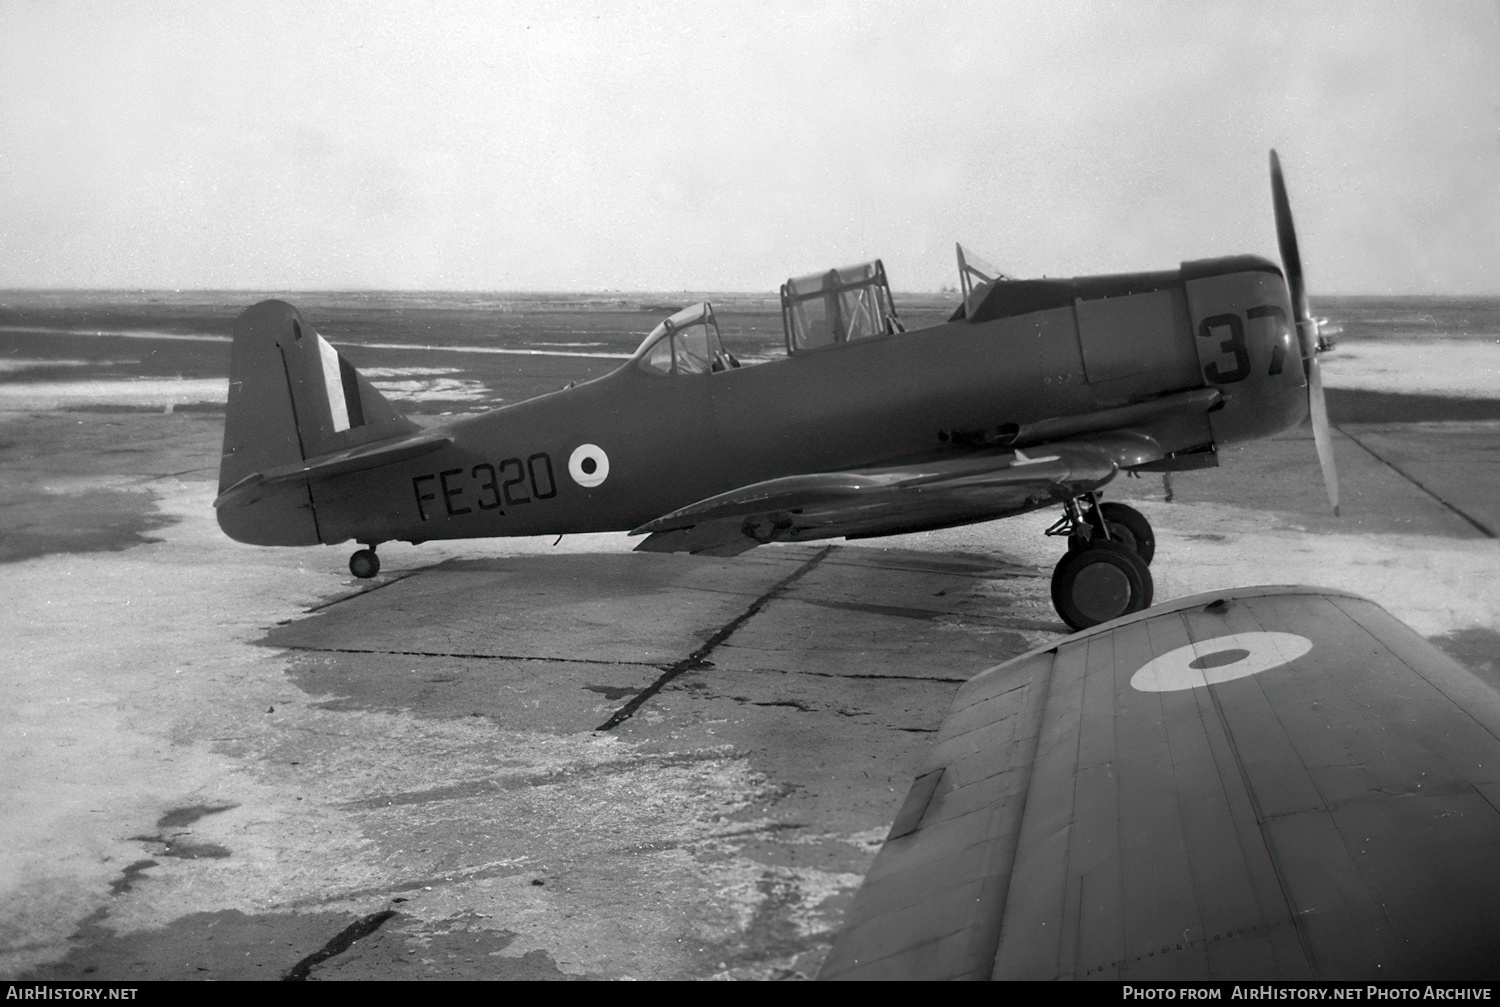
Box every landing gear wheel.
[1098,502,1154,565]
[1064,501,1154,564]
[1068,520,1137,556]
[1051,541,1154,631]
[349,548,380,579]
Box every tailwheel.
[1051,541,1154,631]
[349,547,380,579]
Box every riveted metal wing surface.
[819,587,1500,981]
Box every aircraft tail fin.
[217,301,419,542]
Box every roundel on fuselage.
[568,444,610,488]
[1129,632,1313,693]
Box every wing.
[631,443,1118,556]
[632,387,1225,556]
[818,587,1500,981]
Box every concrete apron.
[5,488,1049,981]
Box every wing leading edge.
[631,387,1223,556]
[631,444,1118,556]
[819,586,1500,981]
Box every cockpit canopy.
[956,243,1008,316]
[780,260,904,354]
[633,302,736,375]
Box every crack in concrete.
[302,568,434,613]
[282,910,398,981]
[1338,425,1497,538]
[596,547,836,731]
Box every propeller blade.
[1271,149,1339,515]
[1307,353,1341,515]
[1270,149,1311,329]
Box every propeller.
[1270,149,1340,515]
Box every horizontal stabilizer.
[214,429,452,509]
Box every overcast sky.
[2,1,1496,293]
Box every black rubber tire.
[349,549,380,579]
[1051,541,1154,630]
[1067,520,1137,556]
[1098,501,1155,565]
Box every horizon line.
[3,287,1497,300]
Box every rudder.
[217,300,417,545]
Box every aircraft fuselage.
[230,256,1303,549]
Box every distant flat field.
[2,290,1496,417]
[0,290,957,413]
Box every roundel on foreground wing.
[1129,631,1313,692]
[568,443,610,488]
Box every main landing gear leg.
[1046,495,1154,631]
[349,544,381,579]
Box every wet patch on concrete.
[130,836,232,860]
[19,908,408,981]
[584,684,639,701]
[129,803,239,860]
[304,913,583,980]
[1431,627,1500,692]
[0,485,176,563]
[107,860,158,896]
[0,407,222,562]
[157,803,239,829]
[285,651,665,733]
[0,409,223,478]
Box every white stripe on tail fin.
[317,333,351,432]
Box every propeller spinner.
[1270,149,1340,515]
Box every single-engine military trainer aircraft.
[215,152,1339,629]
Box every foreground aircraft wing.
[630,443,1118,556]
[818,587,1500,981]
